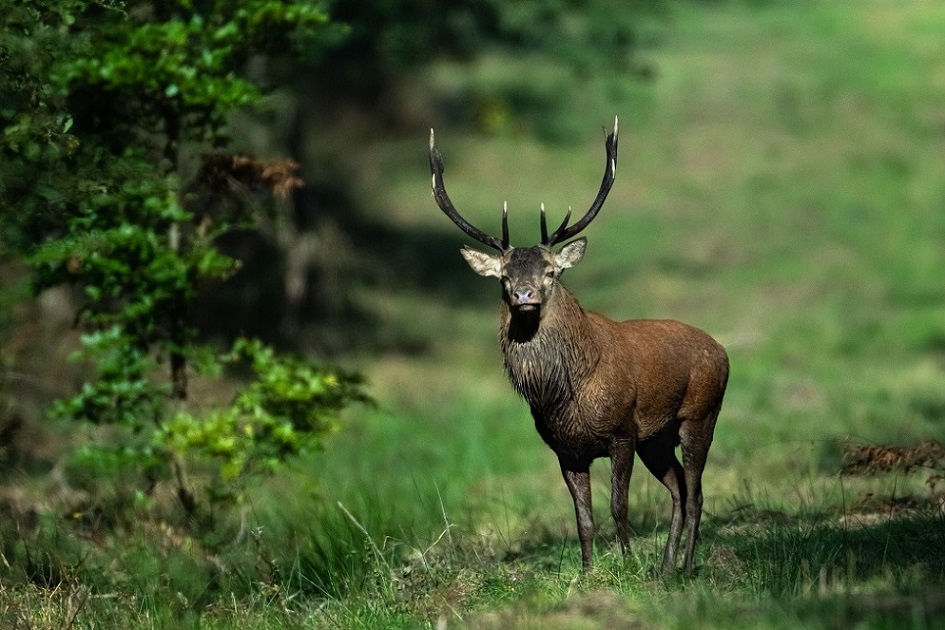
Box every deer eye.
[545,270,555,279]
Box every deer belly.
[532,414,610,462]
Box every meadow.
[3,0,945,628]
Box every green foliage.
[24,170,239,422]
[0,0,367,517]
[57,0,337,148]
[53,327,170,427]
[325,0,663,72]
[0,1,84,247]
[319,0,664,124]
[160,338,370,501]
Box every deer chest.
[530,406,612,462]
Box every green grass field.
[4,0,945,627]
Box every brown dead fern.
[842,439,945,494]
[196,153,303,200]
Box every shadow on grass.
[683,506,945,628]
[702,500,945,629]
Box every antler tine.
[545,116,618,246]
[540,203,571,247]
[541,204,571,247]
[430,129,507,252]
[501,202,510,250]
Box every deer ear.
[460,246,503,278]
[555,238,586,270]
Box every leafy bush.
[160,338,371,505]
[0,0,366,519]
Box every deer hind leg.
[637,431,687,574]
[679,407,720,573]
[561,464,594,571]
[609,439,635,558]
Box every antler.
[542,116,618,247]
[430,129,509,252]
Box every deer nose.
[513,288,535,304]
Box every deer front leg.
[561,465,594,571]
[610,439,634,558]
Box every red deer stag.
[428,118,729,573]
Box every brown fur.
[468,242,728,573]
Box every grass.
[4,0,945,627]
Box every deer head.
[429,118,618,313]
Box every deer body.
[503,294,726,457]
[429,119,729,572]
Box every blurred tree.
[257,0,667,340]
[318,0,664,104]
[0,0,367,514]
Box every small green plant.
[159,338,371,506]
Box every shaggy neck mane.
[500,285,599,415]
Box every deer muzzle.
[510,287,541,310]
